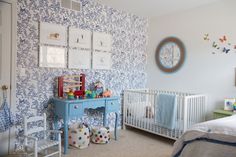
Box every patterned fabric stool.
[68,123,90,149]
[91,127,110,144]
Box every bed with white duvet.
[172,115,236,157]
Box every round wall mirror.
[155,37,185,73]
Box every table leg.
[103,111,107,127]
[114,112,118,140]
[63,117,68,154]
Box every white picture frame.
[40,22,67,46]
[224,98,235,111]
[93,32,112,52]
[39,46,67,68]
[69,27,91,49]
[92,51,111,70]
[68,49,91,69]
[60,0,82,12]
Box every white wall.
[147,0,236,118]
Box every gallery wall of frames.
[39,22,112,69]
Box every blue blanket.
[155,94,177,130]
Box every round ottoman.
[91,127,110,144]
[68,123,90,149]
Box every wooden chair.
[23,113,62,157]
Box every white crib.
[123,89,207,140]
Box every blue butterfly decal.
[223,47,230,54]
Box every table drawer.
[84,100,105,109]
[69,103,83,117]
[106,100,119,112]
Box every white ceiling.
[97,0,223,17]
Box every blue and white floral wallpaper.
[15,0,148,148]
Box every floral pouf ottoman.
[91,127,110,144]
[68,123,90,149]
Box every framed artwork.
[69,27,91,49]
[39,46,67,68]
[93,32,112,52]
[68,49,91,69]
[92,52,111,70]
[60,0,82,12]
[40,22,67,46]
[224,98,235,111]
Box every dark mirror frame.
[155,37,185,73]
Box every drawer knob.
[111,102,113,105]
[74,105,78,109]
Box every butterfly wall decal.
[212,41,217,48]
[203,33,236,54]
[203,34,209,41]
[223,47,230,54]
[212,42,220,49]
[219,35,227,43]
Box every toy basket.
[68,123,90,149]
[91,127,110,144]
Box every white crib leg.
[123,124,126,130]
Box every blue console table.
[52,96,119,154]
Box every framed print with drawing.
[39,46,67,68]
[93,32,112,52]
[40,22,67,46]
[69,27,91,49]
[68,49,91,69]
[92,52,111,69]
